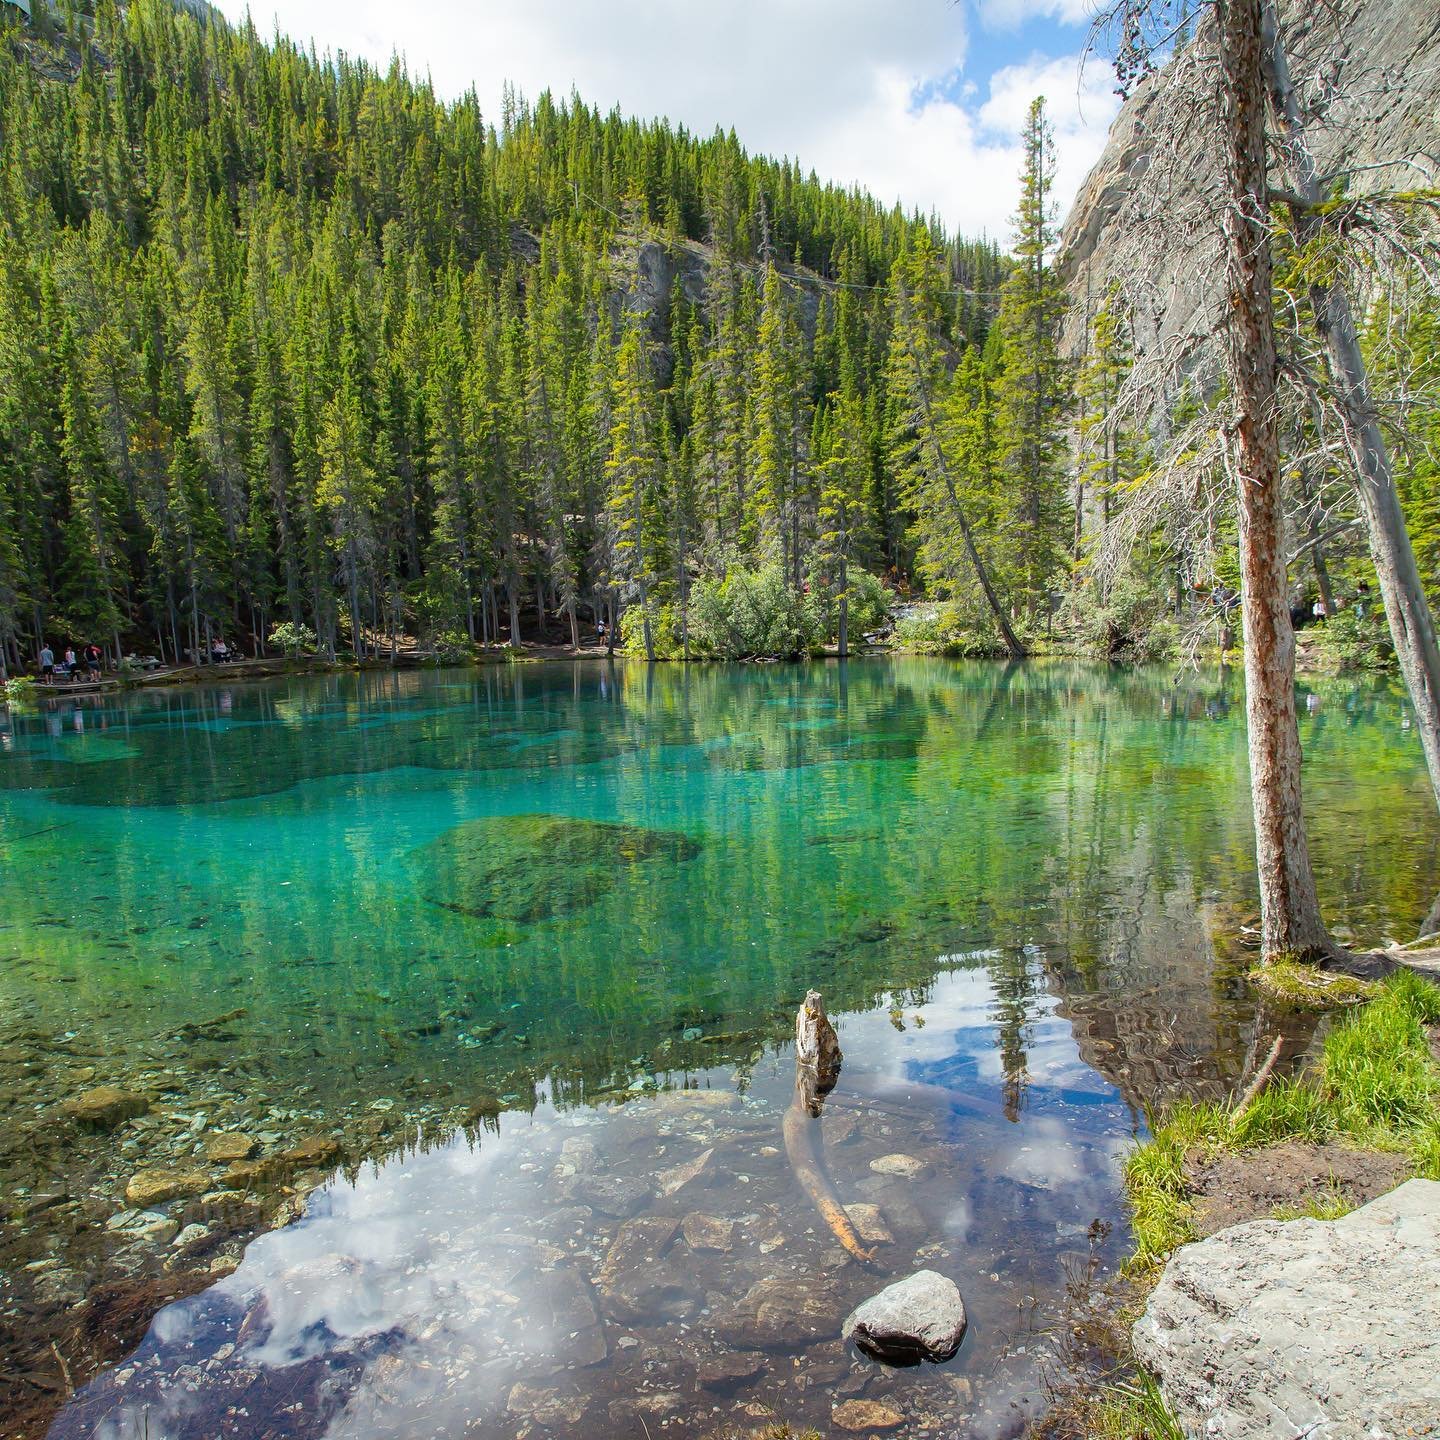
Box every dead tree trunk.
[1261,2,1440,817]
[1220,0,1334,962]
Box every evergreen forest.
[0,0,1030,666]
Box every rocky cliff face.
[1058,0,1440,363]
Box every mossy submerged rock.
[64,1085,149,1130]
[415,814,702,924]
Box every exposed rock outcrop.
[1059,0,1440,365]
[1134,1178,1440,1439]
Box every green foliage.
[1081,1375,1186,1440]
[992,99,1071,617]
[1249,959,1377,1012]
[619,602,686,660]
[0,2,1013,663]
[1320,971,1439,1133]
[811,567,891,644]
[269,621,318,658]
[1312,605,1397,674]
[892,601,1006,658]
[1123,1100,1227,1268]
[1270,1186,1355,1222]
[2,675,39,709]
[1073,569,1181,662]
[686,566,824,660]
[427,630,475,666]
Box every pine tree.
[993,97,1069,621]
[605,321,662,660]
[751,263,810,588]
[816,388,874,657]
[316,323,379,660]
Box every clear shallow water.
[1,659,1436,1438]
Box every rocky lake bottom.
[3,660,1437,1438]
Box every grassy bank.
[1127,967,1440,1267]
[1035,968,1440,1439]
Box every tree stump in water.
[785,990,876,1264]
[794,988,842,1111]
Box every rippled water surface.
[1,659,1436,1439]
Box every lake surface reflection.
[49,967,1136,1440]
[1,659,1435,1437]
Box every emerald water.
[1,659,1436,1439]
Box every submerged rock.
[714,1275,849,1350]
[869,1153,929,1179]
[105,1208,180,1246]
[833,1399,905,1432]
[576,1173,653,1218]
[414,814,701,924]
[680,1212,733,1251]
[697,1351,767,1389]
[843,1270,968,1364]
[843,1203,894,1246]
[597,1216,680,1291]
[281,1135,342,1168]
[1134,1179,1440,1440]
[656,1147,714,1197]
[63,1085,149,1130]
[124,1168,210,1208]
[202,1132,257,1163]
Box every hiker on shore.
[38,643,54,683]
[85,643,101,678]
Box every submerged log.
[783,991,877,1265]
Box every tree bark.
[1260,2,1440,817]
[1220,0,1333,961]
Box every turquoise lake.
[1,659,1435,1439]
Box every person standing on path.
[38,643,54,683]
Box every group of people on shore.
[1291,580,1370,629]
[36,642,103,684]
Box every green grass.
[1270,1183,1355,1222]
[1091,1376,1186,1440]
[1045,1373,1186,1440]
[1125,969,1440,1267]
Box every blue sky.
[213,1,1118,241]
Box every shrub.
[811,567,893,645]
[427,629,475,666]
[269,621,318,658]
[687,566,824,660]
[1072,572,1184,662]
[1312,604,1396,673]
[619,602,686,659]
[891,600,1005,658]
[3,676,40,709]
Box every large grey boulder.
[1134,1178,1440,1439]
[842,1269,967,1364]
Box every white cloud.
[977,0,1098,26]
[214,1,1119,239]
[979,52,1122,236]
